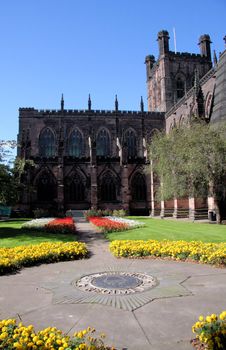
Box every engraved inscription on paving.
[73,272,157,295]
[92,274,141,289]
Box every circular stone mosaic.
[73,272,157,295]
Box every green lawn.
[0,220,76,248]
[105,217,226,243]
[2,217,226,248]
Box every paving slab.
[0,217,226,349]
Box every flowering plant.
[0,319,115,349]
[88,216,144,233]
[105,216,144,227]
[109,240,226,266]
[192,311,226,349]
[46,218,76,234]
[0,241,88,275]
[21,218,55,230]
[22,217,76,234]
[88,217,128,233]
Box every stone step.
[66,210,84,218]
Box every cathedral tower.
[145,30,213,112]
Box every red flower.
[88,217,128,232]
[46,217,76,234]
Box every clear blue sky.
[0,0,225,140]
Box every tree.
[149,122,226,223]
[0,140,17,164]
[0,140,35,207]
[0,164,18,205]
[0,140,17,206]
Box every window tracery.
[131,173,146,201]
[100,172,117,201]
[39,128,55,157]
[125,129,137,158]
[96,129,110,157]
[68,129,83,157]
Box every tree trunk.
[213,195,222,224]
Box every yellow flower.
[219,311,226,320]
[0,318,113,350]
[0,332,8,339]
[206,315,212,323]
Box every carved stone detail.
[73,271,158,295]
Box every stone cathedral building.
[18,30,226,218]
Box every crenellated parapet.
[145,30,213,113]
[19,107,165,120]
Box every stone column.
[160,200,165,218]
[208,195,215,211]
[57,122,65,213]
[150,160,155,217]
[189,197,195,220]
[173,197,178,218]
[57,160,64,213]
[90,165,98,209]
[121,165,129,213]
[208,181,217,221]
[145,171,151,216]
[89,134,98,209]
[160,179,164,218]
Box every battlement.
[168,51,203,58]
[148,50,209,77]
[19,107,165,119]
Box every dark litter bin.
[209,211,216,222]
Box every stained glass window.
[39,128,55,157]
[176,78,185,99]
[96,129,110,156]
[125,129,137,157]
[68,129,83,157]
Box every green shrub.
[33,208,50,218]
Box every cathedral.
[18,30,226,218]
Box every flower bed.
[21,217,76,234]
[88,217,128,233]
[109,240,226,266]
[46,218,76,234]
[191,311,226,349]
[0,241,88,275]
[105,216,144,227]
[21,218,55,230]
[0,319,114,350]
[88,216,143,233]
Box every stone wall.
[18,108,164,214]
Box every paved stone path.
[0,217,226,349]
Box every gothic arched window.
[37,172,57,201]
[131,173,146,201]
[125,129,137,158]
[66,173,85,202]
[39,128,55,157]
[176,78,185,99]
[100,173,117,201]
[96,129,110,157]
[68,129,83,157]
